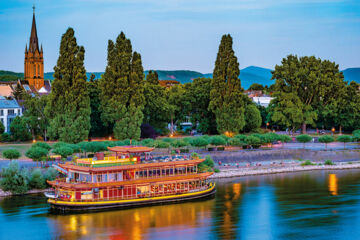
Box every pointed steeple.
[29,5,39,53]
[25,43,28,53]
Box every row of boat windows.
[71,166,197,183]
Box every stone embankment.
[0,188,51,198]
[210,162,360,179]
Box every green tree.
[13,82,25,100]
[33,142,51,151]
[0,121,4,134]
[190,137,209,148]
[28,168,46,189]
[248,83,264,91]
[184,78,217,134]
[88,74,107,138]
[244,104,262,132]
[245,135,262,148]
[99,32,145,140]
[52,146,73,159]
[271,55,345,133]
[143,71,171,132]
[209,34,245,134]
[10,116,31,141]
[337,135,352,150]
[0,161,28,194]
[25,146,49,165]
[210,136,226,146]
[296,134,312,149]
[318,135,334,150]
[22,93,49,141]
[2,149,21,160]
[167,84,188,134]
[45,28,91,143]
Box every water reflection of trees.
[47,199,214,240]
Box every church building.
[24,6,44,90]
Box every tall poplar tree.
[209,34,245,134]
[45,28,91,143]
[99,32,145,140]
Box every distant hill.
[1,67,360,89]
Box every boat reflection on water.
[328,174,338,196]
[47,199,215,240]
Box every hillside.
[342,68,360,83]
[0,70,23,81]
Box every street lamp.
[331,127,335,136]
[266,122,269,130]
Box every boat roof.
[60,158,204,173]
[107,146,155,153]
[48,172,213,190]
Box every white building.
[0,98,23,132]
[252,96,274,108]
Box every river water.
[1,169,360,240]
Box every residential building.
[0,98,23,132]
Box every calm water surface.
[1,169,360,240]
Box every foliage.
[234,134,247,141]
[209,34,245,134]
[9,116,31,141]
[78,141,106,154]
[190,137,209,148]
[33,142,52,151]
[143,71,171,132]
[43,167,59,182]
[0,121,4,134]
[52,146,73,158]
[141,138,155,147]
[244,104,262,132]
[296,134,312,148]
[52,142,68,149]
[318,135,334,150]
[301,160,315,166]
[166,85,188,133]
[140,123,157,139]
[214,168,220,173]
[248,83,265,91]
[2,149,21,160]
[337,135,352,149]
[25,146,48,162]
[210,135,226,146]
[324,160,334,165]
[204,155,215,168]
[45,28,91,143]
[154,140,170,149]
[228,137,244,146]
[270,55,345,133]
[99,32,145,140]
[0,161,28,194]
[353,130,360,141]
[1,132,12,142]
[278,135,292,143]
[171,140,189,148]
[245,135,262,148]
[28,169,46,189]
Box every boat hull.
[48,184,216,213]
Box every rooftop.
[0,99,20,109]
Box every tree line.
[3,29,359,143]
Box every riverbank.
[210,161,360,179]
[0,188,51,198]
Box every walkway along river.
[1,169,360,239]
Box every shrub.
[0,121,4,134]
[318,135,334,150]
[141,138,155,147]
[235,134,247,141]
[191,152,200,159]
[214,168,220,173]
[1,132,12,142]
[245,136,262,148]
[279,135,292,143]
[210,136,226,146]
[190,137,209,148]
[162,138,175,143]
[301,160,314,166]
[52,142,68,149]
[0,161,28,194]
[228,138,244,147]
[9,116,31,141]
[43,167,59,182]
[28,169,46,189]
[2,149,21,160]
[204,155,215,168]
[52,146,73,158]
[296,134,312,148]
[25,146,48,162]
[32,142,52,151]
[337,135,352,150]
[324,160,334,165]
[353,130,360,141]
[244,104,262,132]
[171,140,189,148]
[154,140,170,149]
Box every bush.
[141,138,155,147]
[245,136,262,148]
[318,135,334,150]
[162,138,175,143]
[28,169,46,189]
[214,168,220,173]
[9,116,31,141]
[0,161,28,194]
[0,121,4,134]
[337,135,352,149]
[296,134,312,148]
[210,136,226,146]
[234,134,247,141]
[52,146,73,158]
[25,146,48,162]
[228,138,244,147]
[191,152,200,159]
[190,137,209,148]
[324,160,334,165]
[52,142,68,149]
[301,160,315,166]
[1,132,12,142]
[244,104,262,132]
[204,155,215,168]
[32,142,52,151]
[154,140,170,148]
[43,167,59,182]
[353,130,360,141]
[171,140,189,148]
[279,135,292,143]
[2,149,21,160]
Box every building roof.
[29,9,40,53]
[0,85,13,97]
[107,146,155,153]
[0,99,20,109]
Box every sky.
[0,0,359,73]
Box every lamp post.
[266,122,269,130]
[331,127,335,136]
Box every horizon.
[1,0,359,73]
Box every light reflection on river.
[1,169,360,240]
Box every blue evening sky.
[0,0,359,73]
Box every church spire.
[29,5,39,53]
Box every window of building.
[0,110,3,116]
[8,110,14,115]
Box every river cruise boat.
[46,146,216,212]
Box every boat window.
[97,174,102,183]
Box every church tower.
[24,6,44,90]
